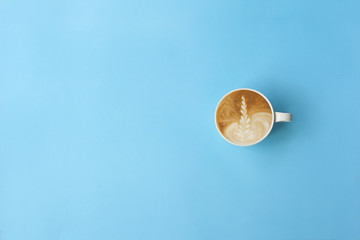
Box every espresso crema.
[216,89,273,146]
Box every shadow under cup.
[215,88,275,146]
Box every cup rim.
[214,88,275,146]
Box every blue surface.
[1,0,360,239]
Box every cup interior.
[215,88,275,146]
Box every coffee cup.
[215,88,292,146]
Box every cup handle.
[275,112,292,122]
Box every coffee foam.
[216,90,273,146]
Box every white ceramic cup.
[215,88,292,146]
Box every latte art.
[216,89,273,146]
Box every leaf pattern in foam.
[236,96,253,139]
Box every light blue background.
[1,0,360,239]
